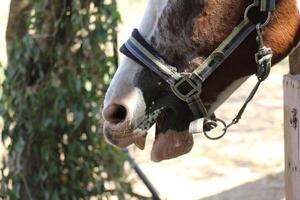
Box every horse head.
[102,0,300,162]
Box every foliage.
[0,0,136,199]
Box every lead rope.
[202,23,273,140]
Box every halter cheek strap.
[256,0,276,11]
[121,31,181,85]
[120,0,275,139]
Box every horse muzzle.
[102,92,194,162]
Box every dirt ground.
[128,63,289,200]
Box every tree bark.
[6,0,30,52]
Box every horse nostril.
[103,104,127,124]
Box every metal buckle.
[171,74,202,102]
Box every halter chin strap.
[120,0,275,139]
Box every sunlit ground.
[0,1,289,199]
[0,1,9,66]
[0,0,10,169]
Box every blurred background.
[0,0,289,199]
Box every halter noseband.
[120,0,275,140]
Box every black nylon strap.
[191,19,256,82]
[121,29,164,62]
[256,0,276,11]
[121,29,180,85]
[188,95,209,119]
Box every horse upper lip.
[103,106,169,151]
[103,118,131,130]
[104,122,146,138]
[103,122,148,149]
[110,131,147,140]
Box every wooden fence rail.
[284,46,300,200]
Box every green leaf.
[0,0,135,199]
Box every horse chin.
[104,113,194,162]
[150,114,194,162]
[104,92,194,162]
[151,129,194,162]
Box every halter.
[120,0,275,140]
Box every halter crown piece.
[120,0,275,140]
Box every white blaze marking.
[138,0,169,40]
[103,58,145,121]
[103,1,169,119]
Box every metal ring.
[203,118,227,140]
[260,12,271,27]
[244,3,256,21]
[244,3,272,27]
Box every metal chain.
[202,23,273,140]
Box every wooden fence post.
[284,46,300,200]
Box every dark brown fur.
[151,0,300,105]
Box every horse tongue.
[150,129,194,162]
